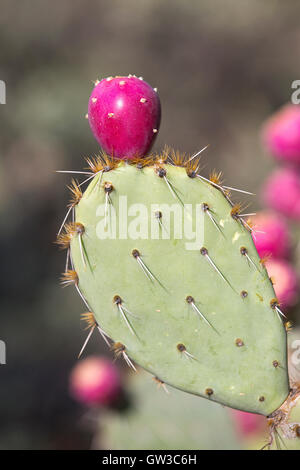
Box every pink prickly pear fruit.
[230,409,266,438]
[262,167,300,221]
[69,357,121,406]
[250,211,290,259]
[265,258,298,309]
[262,104,300,164]
[88,75,161,159]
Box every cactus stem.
[200,247,236,293]
[186,295,218,333]
[112,342,137,371]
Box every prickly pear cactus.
[59,153,289,416]
[58,75,300,449]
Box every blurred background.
[1,0,300,449]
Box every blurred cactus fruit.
[88,76,161,159]
[230,409,266,437]
[265,259,298,309]
[69,357,121,406]
[262,104,300,164]
[250,211,290,259]
[262,167,300,220]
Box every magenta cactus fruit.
[230,409,266,438]
[69,357,121,406]
[250,211,290,259]
[262,167,300,221]
[262,104,300,164]
[88,75,161,159]
[265,259,298,309]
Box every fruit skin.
[262,104,300,164]
[88,76,161,159]
[69,356,121,406]
[70,156,289,416]
[265,259,298,310]
[250,211,290,259]
[262,167,300,221]
[230,409,266,437]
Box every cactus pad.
[63,153,289,416]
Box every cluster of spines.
[56,148,291,395]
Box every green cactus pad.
[70,158,289,416]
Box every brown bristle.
[101,153,119,171]
[205,388,214,396]
[284,321,293,332]
[85,152,118,173]
[185,158,201,178]
[169,148,186,167]
[231,203,243,219]
[130,155,153,168]
[269,276,275,286]
[156,145,170,165]
[85,155,105,173]
[56,231,72,250]
[67,179,82,206]
[209,170,223,186]
[246,218,254,230]
[270,298,279,309]
[259,254,272,267]
[177,343,186,352]
[60,269,78,286]
[155,166,167,178]
[111,341,126,357]
[153,376,165,386]
[104,181,114,193]
[56,222,84,249]
[80,312,97,330]
[113,295,122,305]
